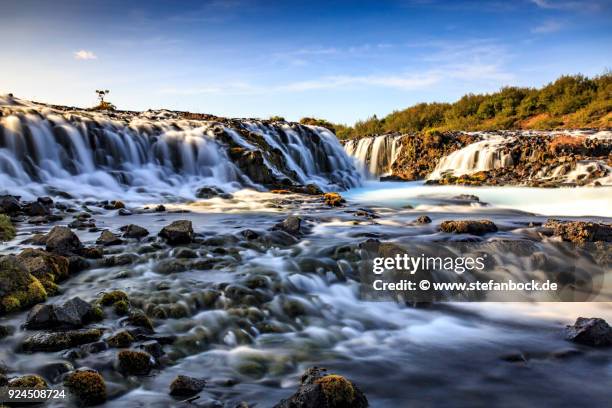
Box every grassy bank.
[322,72,611,140]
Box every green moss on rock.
[116,350,153,375]
[65,370,107,406]
[99,290,128,306]
[0,255,48,315]
[8,374,48,388]
[315,374,355,407]
[0,215,16,241]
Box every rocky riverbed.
[0,184,611,407]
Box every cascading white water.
[343,134,403,178]
[427,137,514,180]
[0,98,361,201]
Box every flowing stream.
[0,101,610,407]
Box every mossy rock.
[315,375,355,407]
[107,330,135,348]
[116,350,153,375]
[127,310,154,331]
[0,255,47,315]
[8,374,47,388]
[99,290,128,306]
[113,300,129,315]
[65,370,107,406]
[0,215,16,241]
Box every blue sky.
[1,0,611,124]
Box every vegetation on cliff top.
[333,72,611,139]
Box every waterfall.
[427,137,514,180]
[343,134,403,178]
[0,99,361,201]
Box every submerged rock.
[565,317,612,347]
[169,375,206,396]
[544,219,612,243]
[196,186,233,199]
[65,370,107,406]
[158,220,194,245]
[274,367,368,408]
[440,219,498,235]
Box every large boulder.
[565,317,612,347]
[275,367,368,408]
[158,220,194,245]
[0,255,47,315]
[440,219,498,235]
[45,226,83,255]
[544,219,612,243]
[25,297,93,329]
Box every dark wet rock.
[39,361,74,383]
[0,255,47,314]
[117,208,132,216]
[174,247,198,259]
[440,220,498,235]
[81,340,108,354]
[22,329,103,352]
[354,208,377,218]
[96,230,123,246]
[104,253,139,267]
[139,340,164,358]
[68,219,96,230]
[25,297,92,329]
[565,317,612,347]
[121,224,149,239]
[0,195,21,214]
[274,367,368,408]
[65,370,107,406]
[27,215,48,225]
[37,196,54,206]
[113,300,129,315]
[273,215,303,236]
[159,220,194,245]
[8,374,48,388]
[196,186,233,199]
[154,204,166,212]
[0,324,13,338]
[68,256,90,274]
[23,233,48,246]
[116,350,153,375]
[414,215,432,224]
[323,192,345,207]
[24,201,51,216]
[240,229,260,240]
[45,226,83,255]
[106,330,135,348]
[544,219,612,243]
[79,246,104,259]
[169,375,206,397]
[153,259,190,274]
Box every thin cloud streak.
[73,50,97,60]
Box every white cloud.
[531,19,564,33]
[73,50,97,60]
[529,0,604,11]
